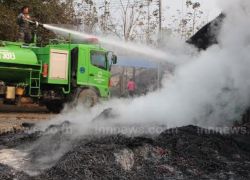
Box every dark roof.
[187,13,225,50]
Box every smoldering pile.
[0,121,249,180]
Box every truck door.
[88,51,110,88]
[77,48,89,85]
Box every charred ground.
[0,120,249,180]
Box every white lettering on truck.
[0,50,16,60]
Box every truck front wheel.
[77,89,98,108]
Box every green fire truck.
[0,37,117,112]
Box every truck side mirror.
[112,55,117,64]
[107,51,117,65]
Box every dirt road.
[0,113,53,134]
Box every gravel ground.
[0,105,53,134]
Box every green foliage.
[0,5,18,41]
[0,0,74,45]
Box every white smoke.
[53,0,250,132]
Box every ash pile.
[0,122,249,180]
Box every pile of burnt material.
[0,124,249,180]
[0,163,31,180]
[34,125,249,180]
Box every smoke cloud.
[52,0,250,131]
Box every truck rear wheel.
[77,89,98,108]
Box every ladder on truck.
[29,70,41,97]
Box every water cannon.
[85,36,99,44]
[35,21,44,28]
[24,18,44,28]
[75,35,99,44]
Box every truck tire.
[45,101,63,113]
[77,89,98,108]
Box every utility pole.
[147,0,150,44]
[157,0,162,44]
[158,0,162,35]
[157,0,162,90]
[105,1,110,33]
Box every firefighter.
[17,6,33,43]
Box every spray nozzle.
[37,22,44,28]
[33,21,44,28]
[24,19,44,28]
[35,21,39,28]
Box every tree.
[74,0,98,33]
[0,0,75,44]
[97,0,159,43]
[0,5,18,41]
[98,0,122,38]
[99,1,110,34]
[141,0,159,44]
[168,0,206,39]
[187,1,201,35]
[119,0,145,41]
[73,0,159,44]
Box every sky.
[162,0,221,23]
[197,0,221,19]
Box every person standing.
[127,78,136,97]
[17,6,32,43]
